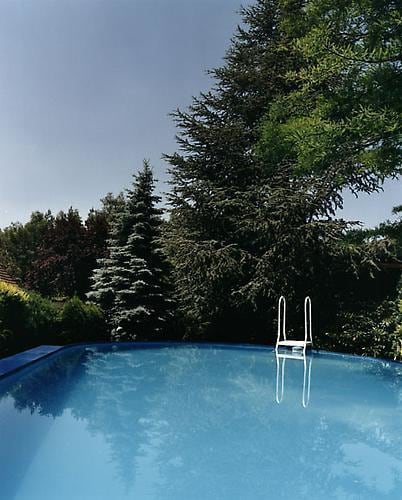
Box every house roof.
[0,265,17,285]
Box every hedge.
[0,283,106,358]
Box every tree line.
[1,0,401,357]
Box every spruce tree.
[87,206,128,318]
[87,191,130,315]
[88,161,171,341]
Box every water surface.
[0,344,401,500]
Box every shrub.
[0,285,107,359]
[0,282,63,356]
[0,281,30,356]
[60,296,106,343]
[393,297,402,360]
[0,281,29,301]
[25,293,60,345]
[320,299,402,360]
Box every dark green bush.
[319,299,401,360]
[0,284,107,358]
[0,282,30,356]
[0,289,60,356]
[393,295,402,360]
[25,293,60,345]
[60,296,106,343]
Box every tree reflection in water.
[0,345,401,499]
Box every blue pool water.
[0,344,401,500]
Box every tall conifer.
[164,0,306,339]
[165,0,400,341]
[88,161,171,340]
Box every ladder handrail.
[302,355,312,408]
[276,295,313,354]
[304,296,313,353]
[275,355,285,404]
[276,296,286,346]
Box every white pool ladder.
[275,296,313,355]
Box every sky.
[0,0,400,229]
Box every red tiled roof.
[0,265,17,285]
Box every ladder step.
[277,340,312,347]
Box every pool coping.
[0,345,64,378]
[0,341,400,379]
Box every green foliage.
[60,297,106,343]
[349,205,402,261]
[0,281,29,301]
[26,208,108,298]
[325,209,402,360]
[395,299,402,359]
[165,0,305,339]
[0,283,106,358]
[0,283,59,356]
[88,161,173,341]
[0,205,112,299]
[0,211,53,280]
[0,283,29,355]
[321,298,401,360]
[261,0,402,192]
[165,0,401,345]
[25,293,60,345]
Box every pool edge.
[0,340,399,379]
[0,345,64,379]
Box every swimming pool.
[0,343,401,499]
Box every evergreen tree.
[88,161,171,340]
[86,191,129,312]
[253,0,401,340]
[165,0,401,342]
[99,192,126,223]
[165,0,305,339]
[87,205,128,317]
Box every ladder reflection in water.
[275,349,312,408]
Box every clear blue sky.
[0,0,400,229]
